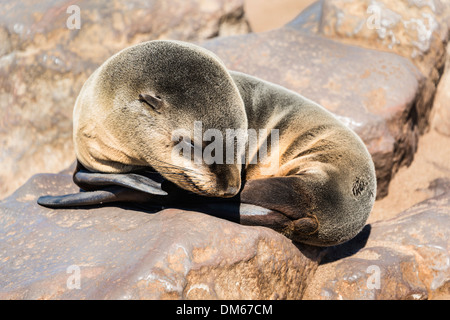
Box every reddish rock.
[304,191,450,300]
[1,166,448,300]
[0,171,321,299]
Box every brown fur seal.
[38,40,376,246]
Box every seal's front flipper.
[37,186,157,208]
[38,170,168,208]
[74,170,168,196]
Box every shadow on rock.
[319,224,372,264]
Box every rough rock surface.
[0,0,250,199]
[319,0,450,133]
[304,190,450,300]
[320,0,450,75]
[1,166,449,300]
[0,171,321,299]
[201,9,425,198]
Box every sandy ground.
[370,128,450,223]
[244,0,316,32]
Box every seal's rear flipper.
[37,186,157,208]
[175,202,293,232]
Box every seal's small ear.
[139,93,163,112]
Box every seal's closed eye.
[139,93,163,112]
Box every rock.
[0,170,321,299]
[318,0,450,132]
[426,178,450,198]
[201,11,425,198]
[319,0,450,70]
[431,43,450,136]
[0,0,250,200]
[3,166,448,300]
[303,191,450,300]
[319,0,450,73]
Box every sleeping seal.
[38,40,376,246]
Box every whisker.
[152,158,198,172]
[137,157,215,196]
[148,169,207,180]
[153,158,215,176]
[150,163,214,178]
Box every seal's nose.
[223,185,239,197]
[217,186,239,198]
[214,164,241,198]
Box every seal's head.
[73,40,247,197]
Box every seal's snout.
[210,164,241,198]
[217,167,241,198]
